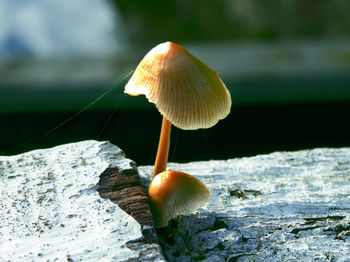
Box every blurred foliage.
[113,0,350,44]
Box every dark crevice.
[213,218,229,230]
[290,225,322,234]
[229,189,262,199]
[97,164,158,244]
[304,215,345,225]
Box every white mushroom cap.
[125,41,231,130]
[148,170,211,228]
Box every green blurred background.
[115,0,350,43]
[1,0,350,165]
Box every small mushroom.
[125,41,231,227]
[148,170,211,228]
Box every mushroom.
[125,41,231,227]
[148,170,211,228]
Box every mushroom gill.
[125,41,231,130]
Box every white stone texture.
[2,140,350,261]
[0,140,163,262]
[139,148,350,262]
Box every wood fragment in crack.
[97,165,155,234]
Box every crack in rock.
[0,141,164,261]
[97,164,158,244]
[138,147,350,261]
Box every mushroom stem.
[153,116,171,178]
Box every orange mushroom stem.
[124,41,232,228]
[153,116,172,178]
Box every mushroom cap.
[148,170,211,228]
[125,41,231,130]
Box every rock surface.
[139,148,350,262]
[0,140,163,261]
[1,141,350,261]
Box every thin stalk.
[153,116,171,178]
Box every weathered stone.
[138,148,350,262]
[2,140,350,261]
[0,140,164,261]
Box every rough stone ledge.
[2,141,350,261]
[138,148,350,262]
[0,140,164,262]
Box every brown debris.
[97,165,154,228]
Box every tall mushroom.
[125,41,231,227]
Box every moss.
[192,249,207,261]
[36,188,56,204]
[42,172,54,181]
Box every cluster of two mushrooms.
[125,42,231,228]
